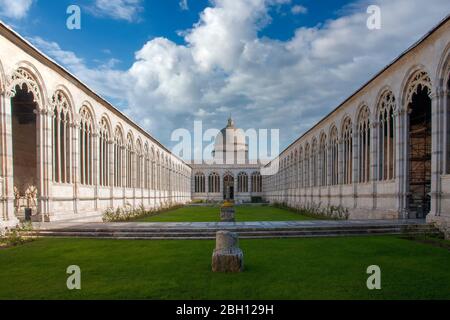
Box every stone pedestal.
[220,206,235,222]
[212,231,244,273]
[444,225,450,240]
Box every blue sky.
[9,1,353,71]
[1,0,449,158]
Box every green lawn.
[1,236,450,299]
[137,205,314,222]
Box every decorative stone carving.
[8,68,42,106]
[25,185,38,209]
[14,185,38,214]
[405,70,432,104]
[212,231,244,273]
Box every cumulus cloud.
[121,0,450,150]
[291,4,307,15]
[0,0,33,19]
[30,0,450,154]
[30,37,130,106]
[89,0,143,22]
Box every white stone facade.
[191,118,263,202]
[0,22,191,226]
[263,17,450,233]
[191,164,263,202]
[1,16,450,234]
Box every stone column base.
[212,230,244,273]
[220,207,235,222]
[212,248,244,272]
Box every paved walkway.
[33,219,426,231]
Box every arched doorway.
[223,174,234,200]
[408,83,432,218]
[11,83,39,218]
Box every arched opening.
[329,127,339,185]
[237,172,248,193]
[377,90,396,181]
[223,174,234,200]
[447,74,450,174]
[342,117,353,185]
[408,84,432,218]
[11,83,38,217]
[194,172,205,193]
[357,107,370,183]
[208,172,220,193]
[251,172,262,193]
[319,134,327,186]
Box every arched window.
[195,172,205,193]
[289,153,294,189]
[163,157,168,191]
[161,155,165,191]
[330,126,339,185]
[156,152,161,190]
[358,106,371,183]
[126,133,134,188]
[298,147,304,188]
[167,159,171,192]
[113,127,124,187]
[208,172,220,193]
[168,160,171,192]
[251,172,262,193]
[311,140,318,187]
[151,148,156,189]
[319,134,327,186]
[237,172,248,192]
[136,140,143,189]
[304,143,310,187]
[294,150,298,189]
[377,90,396,181]
[79,107,94,185]
[99,117,110,187]
[144,144,150,189]
[342,117,353,184]
[51,90,72,183]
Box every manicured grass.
[136,205,314,222]
[0,236,449,299]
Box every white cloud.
[30,0,450,152]
[120,0,450,149]
[0,0,33,19]
[89,0,143,22]
[30,37,130,106]
[291,4,307,15]
[179,0,189,11]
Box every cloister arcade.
[192,170,262,201]
[264,17,450,229]
[1,16,450,232]
[0,23,191,225]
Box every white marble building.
[1,15,450,234]
[263,16,450,232]
[0,21,191,227]
[190,118,263,202]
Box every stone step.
[31,223,436,233]
[23,231,439,240]
[23,224,440,240]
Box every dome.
[212,117,248,164]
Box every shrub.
[102,203,184,222]
[273,201,349,220]
[0,222,34,248]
